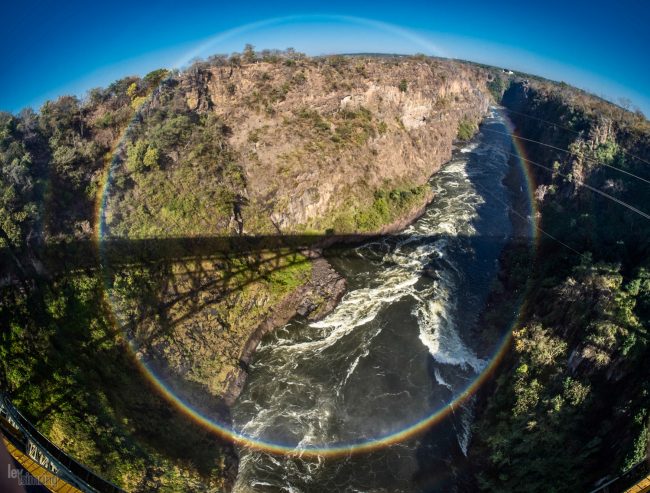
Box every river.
[231,108,519,492]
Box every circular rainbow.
[92,22,540,458]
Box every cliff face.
[101,55,493,425]
[470,80,650,492]
[173,56,490,232]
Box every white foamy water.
[457,399,476,456]
[294,154,485,374]
[232,110,515,492]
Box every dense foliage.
[0,69,251,490]
[471,81,650,492]
[108,94,245,237]
[1,273,234,491]
[327,185,430,233]
[457,117,478,141]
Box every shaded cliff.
[468,80,650,492]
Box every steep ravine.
[467,81,650,492]
[230,109,518,491]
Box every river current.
[232,109,518,492]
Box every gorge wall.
[468,80,650,492]
[186,56,490,231]
[102,55,493,425]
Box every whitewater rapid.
[232,109,515,492]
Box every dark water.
[232,109,517,492]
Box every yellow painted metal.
[625,473,650,493]
[2,434,83,493]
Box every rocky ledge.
[222,256,346,405]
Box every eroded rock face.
[180,57,491,231]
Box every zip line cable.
[481,127,650,186]
[470,180,587,259]
[502,149,650,220]
[500,107,650,167]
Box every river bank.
[222,256,347,405]
[461,133,537,490]
[222,184,438,406]
[470,140,535,353]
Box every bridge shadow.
[1,232,533,376]
[1,229,537,488]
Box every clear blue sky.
[2,0,649,115]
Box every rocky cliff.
[469,79,650,492]
[110,55,491,235]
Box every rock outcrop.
[223,256,346,405]
[179,56,491,231]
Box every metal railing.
[589,460,650,493]
[0,392,124,493]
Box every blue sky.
[2,0,649,115]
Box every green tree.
[457,118,476,141]
[143,146,160,169]
[0,112,37,249]
[243,43,256,63]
